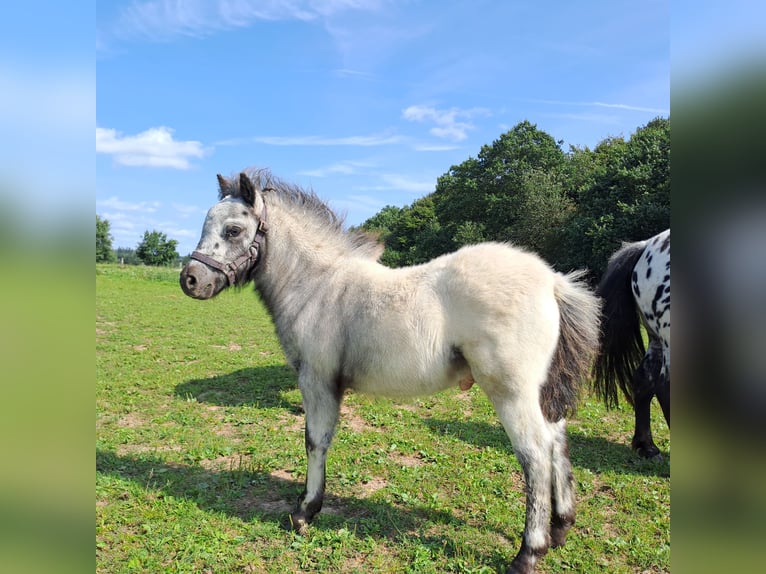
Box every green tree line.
[360,117,669,281]
[96,215,180,266]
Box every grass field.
[96,264,669,573]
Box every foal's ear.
[216,174,229,199]
[239,172,257,207]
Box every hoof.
[635,445,662,460]
[289,513,310,536]
[632,439,661,459]
[550,516,574,548]
[507,541,546,574]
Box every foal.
[180,170,601,573]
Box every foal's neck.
[254,201,352,305]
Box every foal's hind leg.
[631,342,663,459]
[290,369,342,534]
[549,419,575,548]
[489,393,554,574]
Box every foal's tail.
[591,240,648,408]
[541,271,601,422]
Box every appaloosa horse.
[180,169,601,573]
[593,230,670,458]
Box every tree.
[136,230,179,266]
[433,120,568,249]
[96,215,116,263]
[563,117,670,278]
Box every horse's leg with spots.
[548,419,575,548]
[631,341,663,458]
[290,369,341,534]
[656,363,670,427]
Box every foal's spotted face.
[180,197,260,299]
[198,198,259,260]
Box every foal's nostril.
[186,274,197,288]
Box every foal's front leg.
[290,369,342,534]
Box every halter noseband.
[189,202,269,286]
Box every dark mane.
[224,168,383,259]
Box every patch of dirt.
[270,468,297,481]
[359,476,388,498]
[339,403,376,433]
[388,451,423,467]
[234,491,292,517]
[199,453,249,471]
[211,342,242,351]
[396,403,419,413]
[117,413,144,428]
[115,443,183,456]
[133,344,148,351]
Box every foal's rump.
[439,244,594,414]
[356,243,591,405]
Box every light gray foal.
[180,170,601,573]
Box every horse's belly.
[351,366,459,398]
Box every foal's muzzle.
[180,261,227,299]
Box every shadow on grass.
[175,366,302,414]
[175,367,668,478]
[422,419,670,478]
[96,449,514,568]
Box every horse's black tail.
[592,239,648,408]
[541,270,601,422]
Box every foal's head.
[180,172,267,299]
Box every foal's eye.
[225,226,241,239]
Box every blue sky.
[97,0,670,256]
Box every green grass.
[97,263,669,573]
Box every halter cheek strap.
[190,203,269,286]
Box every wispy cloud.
[217,133,404,147]
[299,160,375,178]
[97,196,162,213]
[531,99,669,115]
[333,68,376,79]
[413,143,461,152]
[96,126,209,169]
[329,194,387,219]
[402,105,490,141]
[355,173,435,194]
[539,112,622,125]
[100,0,384,49]
[379,173,435,194]
[171,202,208,218]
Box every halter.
[189,202,269,286]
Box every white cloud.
[379,173,435,194]
[402,105,489,142]
[413,143,461,152]
[100,0,384,48]
[97,196,162,212]
[96,126,209,169]
[329,194,386,219]
[333,68,376,79]
[298,160,374,177]
[531,99,669,115]
[355,173,435,194]
[171,202,207,218]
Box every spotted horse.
[592,229,670,458]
